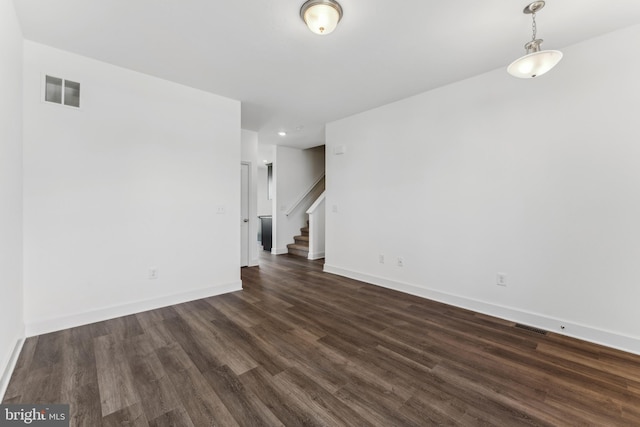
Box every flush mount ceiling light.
[300,0,343,35]
[507,1,562,78]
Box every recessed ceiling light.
[278,131,287,136]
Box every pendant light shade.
[507,43,563,79]
[507,1,562,79]
[300,0,343,35]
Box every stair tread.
[294,235,309,242]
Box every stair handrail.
[285,173,325,217]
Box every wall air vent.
[44,75,80,108]
[514,323,548,335]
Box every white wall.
[272,145,325,254]
[0,0,24,399]
[23,41,241,335]
[241,129,259,266]
[307,194,326,260]
[325,24,640,354]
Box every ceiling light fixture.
[300,0,343,35]
[507,1,562,79]
[278,131,287,137]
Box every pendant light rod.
[523,1,546,14]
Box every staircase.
[287,221,310,258]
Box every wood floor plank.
[147,407,195,427]
[249,324,350,394]
[5,251,640,426]
[62,326,101,427]
[334,382,422,427]
[3,336,38,401]
[30,330,68,370]
[135,306,180,331]
[122,334,183,422]
[398,393,465,426]
[155,344,239,427]
[204,305,288,376]
[14,336,39,370]
[102,403,148,427]
[275,366,372,426]
[105,314,145,339]
[170,306,258,375]
[142,321,179,351]
[239,366,326,427]
[205,293,264,329]
[94,334,140,417]
[201,364,280,427]
[62,325,99,395]
[20,364,64,404]
[161,315,223,373]
[66,382,104,427]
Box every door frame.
[240,161,252,267]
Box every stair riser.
[288,248,309,258]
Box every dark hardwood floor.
[4,253,640,426]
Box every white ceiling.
[14,0,640,148]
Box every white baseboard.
[308,251,325,260]
[271,248,289,255]
[0,337,25,402]
[323,264,640,356]
[25,281,242,337]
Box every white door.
[240,163,250,267]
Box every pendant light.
[300,0,343,35]
[507,1,562,78]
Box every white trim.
[271,247,289,255]
[25,281,242,337]
[306,191,326,215]
[0,337,25,402]
[285,173,325,217]
[308,251,325,260]
[323,264,640,356]
[241,161,252,267]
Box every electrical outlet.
[497,273,507,287]
[149,267,158,280]
[397,257,404,267]
[216,206,225,214]
[379,254,385,264]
